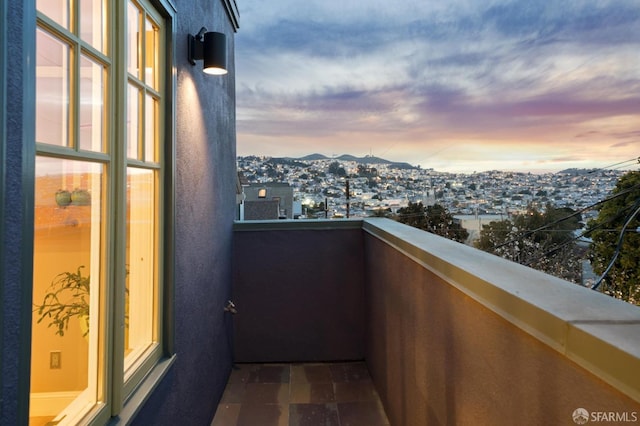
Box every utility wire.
[522,218,615,267]
[609,163,640,172]
[586,157,640,174]
[591,199,640,290]
[492,182,640,250]
[487,192,640,267]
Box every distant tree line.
[392,202,469,243]
[383,171,640,306]
[474,203,583,283]
[328,161,346,177]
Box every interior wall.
[31,220,90,392]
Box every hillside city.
[238,154,624,241]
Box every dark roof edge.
[221,0,240,31]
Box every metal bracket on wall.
[224,300,237,314]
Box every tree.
[587,171,640,305]
[395,202,469,243]
[475,204,583,283]
[370,208,391,218]
[304,201,326,218]
[395,201,428,230]
[328,161,346,176]
[475,219,515,254]
[356,164,377,177]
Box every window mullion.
[109,0,128,417]
[71,40,80,151]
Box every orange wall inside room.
[31,176,94,393]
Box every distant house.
[240,182,294,220]
[1,1,240,424]
[244,199,281,220]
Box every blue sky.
[235,0,640,172]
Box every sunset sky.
[235,0,640,173]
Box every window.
[30,0,168,423]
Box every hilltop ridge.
[296,154,416,169]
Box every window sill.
[108,354,177,425]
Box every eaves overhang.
[222,0,240,31]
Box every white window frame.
[31,0,176,423]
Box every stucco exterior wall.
[132,1,238,424]
[1,2,36,424]
[233,222,366,362]
[363,222,640,426]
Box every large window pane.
[79,0,106,53]
[144,94,157,162]
[37,0,70,29]
[30,157,104,423]
[124,168,157,371]
[144,18,158,89]
[36,29,70,147]
[127,2,141,78]
[79,55,105,152]
[127,84,140,159]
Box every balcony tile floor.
[211,362,390,426]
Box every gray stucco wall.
[1,2,36,425]
[233,223,366,363]
[363,229,640,426]
[132,1,238,425]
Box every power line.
[492,182,640,250]
[586,157,640,174]
[522,218,614,267]
[591,199,640,291]
[490,187,640,271]
[609,163,640,172]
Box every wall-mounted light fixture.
[188,27,227,75]
[258,188,267,198]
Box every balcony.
[225,218,640,425]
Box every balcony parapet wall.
[363,218,640,425]
[233,218,640,424]
[233,219,366,362]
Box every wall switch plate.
[50,351,61,369]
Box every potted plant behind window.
[35,266,129,338]
[71,188,91,206]
[35,266,90,337]
[55,189,72,207]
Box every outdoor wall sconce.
[188,27,227,75]
[258,188,267,198]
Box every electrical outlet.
[50,351,61,369]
